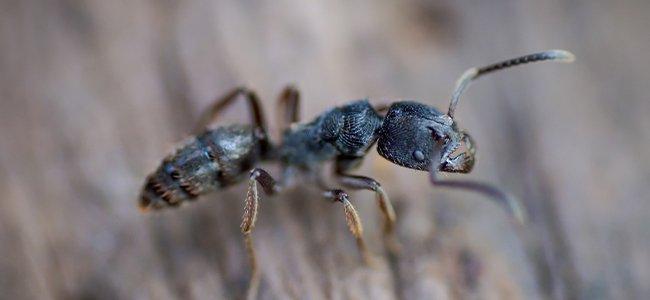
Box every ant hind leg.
[194,87,267,134]
[195,87,272,157]
[240,167,281,300]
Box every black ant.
[139,49,574,296]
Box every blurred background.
[1,0,649,299]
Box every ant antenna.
[447,49,575,118]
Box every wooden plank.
[1,0,648,298]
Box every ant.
[139,49,574,296]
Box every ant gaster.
[139,50,574,296]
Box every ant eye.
[413,150,425,162]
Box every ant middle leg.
[334,156,399,253]
[277,85,301,132]
[278,85,300,126]
[321,188,373,265]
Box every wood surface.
[1,1,649,299]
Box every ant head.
[377,101,463,171]
[378,50,575,172]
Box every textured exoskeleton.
[139,50,574,298]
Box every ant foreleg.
[322,189,373,265]
[429,141,526,224]
[240,167,281,300]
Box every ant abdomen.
[139,124,265,211]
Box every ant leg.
[194,87,267,133]
[429,139,526,224]
[336,174,396,233]
[322,188,372,265]
[240,167,280,300]
[195,87,272,155]
[334,158,398,255]
[277,85,300,132]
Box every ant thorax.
[279,100,383,169]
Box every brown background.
[1,0,648,299]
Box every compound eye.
[413,150,426,162]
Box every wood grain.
[1,0,649,299]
